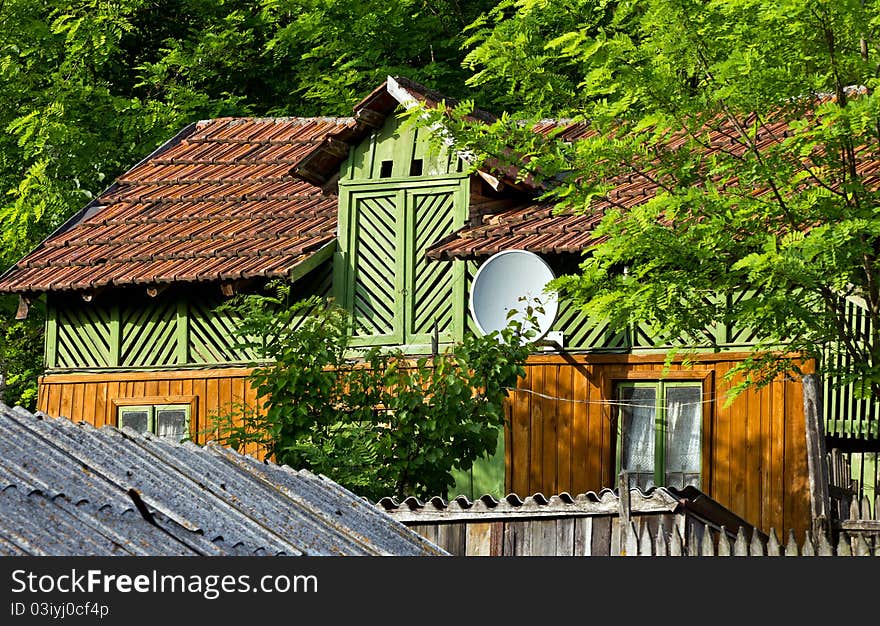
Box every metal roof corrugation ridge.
[19,415,305,556]
[0,485,219,556]
[0,410,282,556]
[378,488,684,523]
[208,445,446,557]
[0,404,445,556]
[122,434,377,556]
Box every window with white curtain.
[618,382,702,490]
[118,404,190,443]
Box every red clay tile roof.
[429,105,880,260]
[0,117,356,293]
[427,201,605,261]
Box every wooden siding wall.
[509,353,813,538]
[37,368,263,457]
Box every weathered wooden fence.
[381,486,763,556]
[381,484,880,556]
[614,522,878,556]
[406,517,878,556]
[827,447,880,546]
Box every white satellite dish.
[469,249,559,342]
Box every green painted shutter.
[348,190,405,345]
[405,186,462,346]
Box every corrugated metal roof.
[0,403,447,556]
[377,486,758,535]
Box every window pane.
[665,386,702,489]
[619,386,656,490]
[120,410,149,435]
[156,408,187,442]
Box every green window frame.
[616,381,703,491]
[117,403,190,443]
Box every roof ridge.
[196,116,355,126]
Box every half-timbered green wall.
[44,259,332,372]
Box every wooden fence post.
[617,471,631,556]
[803,374,831,538]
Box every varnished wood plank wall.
[37,368,263,457]
[37,352,813,537]
[509,352,812,538]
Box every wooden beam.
[220,283,234,297]
[323,137,350,158]
[109,304,121,367]
[289,240,337,284]
[45,301,58,369]
[803,373,831,538]
[40,366,255,384]
[355,108,386,129]
[176,300,189,364]
[618,470,632,556]
[15,295,29,320]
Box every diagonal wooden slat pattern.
[412,191,456,336]
[552,298,628,349]
[726,289,763,345]
[352,194,398,337]
[189,300,256,364]
[120,299,177,367]
[55,302,112,368]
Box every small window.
[617,381,702,490]
[409,158,423,176]
[118,404,190,443]
[379,160,394,178]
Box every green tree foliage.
[433,0,880,399]
[212,289,531,500]
[0,0,499,408]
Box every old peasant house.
[2,76,877,541]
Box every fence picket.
[854,533,871,556]
[785,529,799,556]
[625,521,639,557]
[701,523,714,557]
[767,528,781,556]
[638,522,653,556]
[837,533,851,556]
[802,531,816,556]
[734,528,748,556]
[655,527,668,556]
[749,529,765,556]
[818,530,834,556]
[669,527,683,556]
[717,527,732,556]
[850,497,861,520]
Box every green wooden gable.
[44,260,332,372]
[334,114,469,353]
